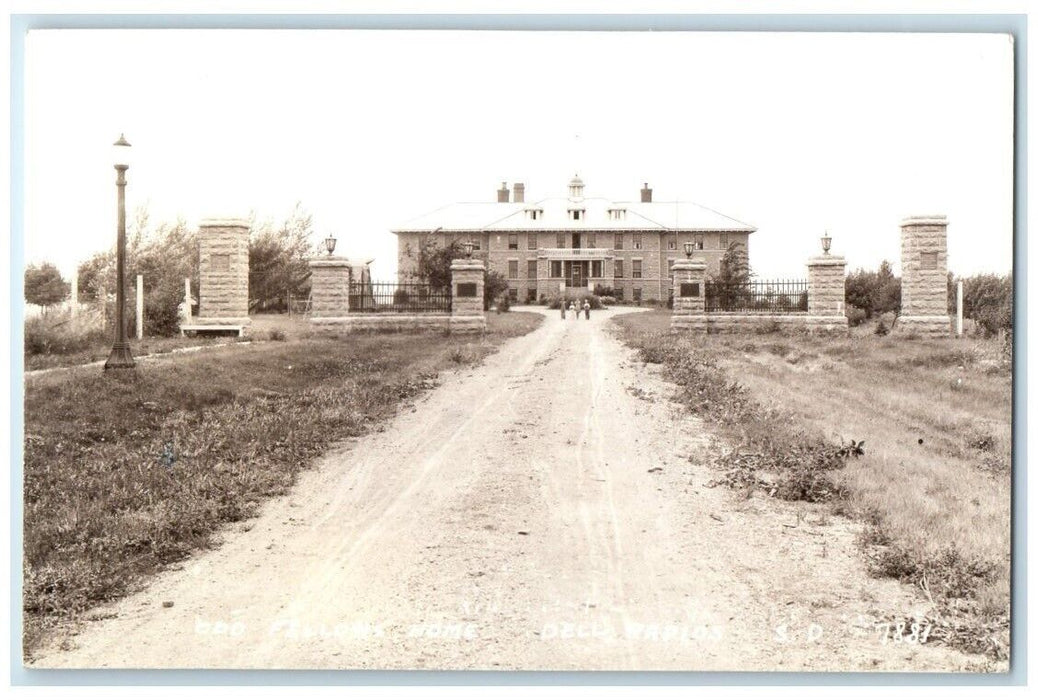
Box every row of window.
[499,232,731,250]
[507,260,645,279]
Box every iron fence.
[348,281,452,313]
[705,280,808,313]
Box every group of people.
[561,300,592,320]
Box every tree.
[24,263,69,313]
[415,239,465,291]
[961,273,1012,337]
[248,204,316,312]
[484,270,509,311]
[714,241,752,286]
[845,260,901,318]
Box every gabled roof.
[392,189,756,234]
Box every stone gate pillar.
[196,218,250,332]
[898,215,952,336]
[670,257,707,332]
[450,257,486,334]
[308,256,352,320]
[807,250,849,333]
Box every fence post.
[807,250,849,334]
[450,257,486,334]
[70,272,78,319]
[136,274,144,339]
[308,256,352,320]
[670,257,707,333]
[897,215,952,337]
[957,278,964,336]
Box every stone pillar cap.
[309,256,354,267]
[450,258,486,269]
[807,255,847,266]
[673,258,706,270]
[199,216,251,228]
[900,215,948,226]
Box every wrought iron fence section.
[349,281,452,313]
[705,280,809,313]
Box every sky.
[22,29,1015,282]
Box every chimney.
[640,182,653,203]
[513,182,525,203]
[497,181,510,203]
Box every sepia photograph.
[14,16,1017,679]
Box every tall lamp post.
[104,134,136,370]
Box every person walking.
[568,301,577,319]
[583,300,591,320]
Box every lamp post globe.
[821,232,832,255]
[683,241,694,259]
[462,241,474,259]
[325,235,337,256]
[104,134,136,370]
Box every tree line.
[26,204,318,336]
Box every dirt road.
[30,308,981,671]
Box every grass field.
[22,311,543,655]
[612,311,1012,660]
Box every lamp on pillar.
[462,241,475,259]
[683,241,694,259]
[324,234,337,256]
[104,134,135,370]
[821,231,832,255]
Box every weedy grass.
[22,311,542,654]
[612,310,1011,660]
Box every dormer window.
[525,208,543,221]
[608,208,627,221]
[568,209,584,221]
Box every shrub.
[24,314,108,357]
[875,319,890,336]
[546,294,563,310]
[393,289,410,305]
[497,293,511,313]
[580,295,603,310]
[599,296,616,306]
[593,284,615,297]
[960,274,1012,338]
[268,328,287,341]
[846,305,867,327]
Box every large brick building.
[393,176,756,303]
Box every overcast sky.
[23,29,1014,281]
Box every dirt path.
[29,308,981,671]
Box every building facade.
[393,177,756,303]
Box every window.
[633,233,642,250]
[526,288,537,303]
[614,233,623,250]
[668,235,677,250]
[608,208,627,220]
[719,233,730,250]
[614,260,624,278]
[551,261,563,278]
[591,260,603,278]
[668,259,675,272]
[527,259,538,279]
[508,288,518,303]
[632,260,642,279]
[527,233,537,250]
[694,233,704,250]
[633,288,642,303]
[588,233,596,247]
[508,233,518,250]
[569,209,584,221]
[508,260,519,279]
[526,209,543,221]
[615,287,624,301]
[556,233,566,248]
[471,238,481,251]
